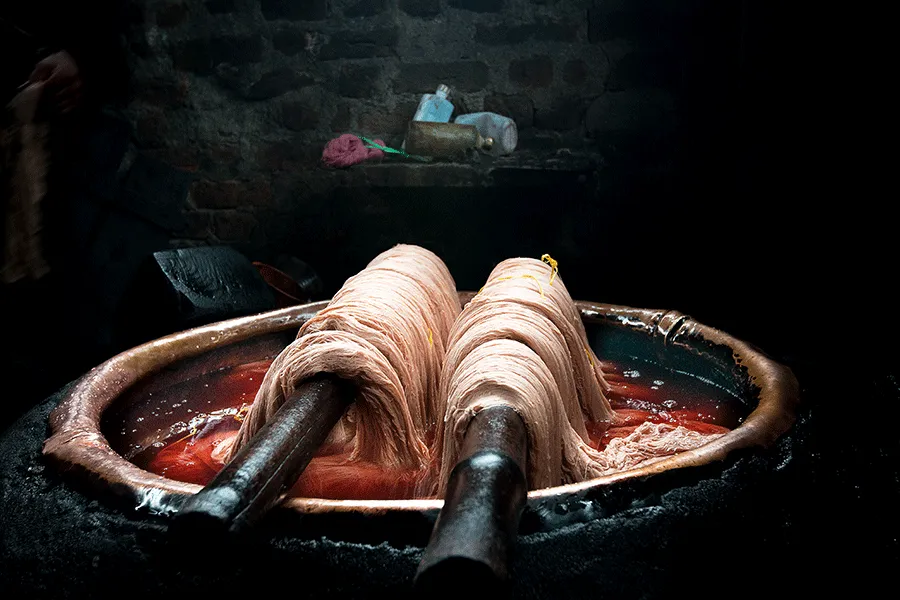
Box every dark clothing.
[1,2,128,428]
[0,18,40,104]
[1,2,127,107]
[2,1,128,279]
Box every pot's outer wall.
[40,299,800,520]
[0,388,795,598]
[4,374,896,598]
[5,300,892,598]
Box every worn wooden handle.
[172,375,353,535]
[415,405,528,596]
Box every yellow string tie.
[427,328,433,347]
[584,345,595,367]
[477,276,514,295]
[172,426,200,445]
[477,275,544,297]
[234,404,250,423]
[518,274,544,298]
[541,254,559,285]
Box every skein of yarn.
[435,257,725,493]
[434,257,613,492]
[227,244,461,472]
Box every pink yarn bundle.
[226,245,461,470]
[321,134,385,168]
[434,258,725,493]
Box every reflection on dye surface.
[124,358,741,500]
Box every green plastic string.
[358,136,430,162]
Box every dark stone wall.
[121,0,740,243]
[122,0,741,250]
[110,0,833,363]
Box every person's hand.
[28,51,83,114]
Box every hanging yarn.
[2,82,50,284]
[226,244,461,471]
[434,256,725,494]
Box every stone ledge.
[341,151,603,188]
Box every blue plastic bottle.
[412,84,454,123]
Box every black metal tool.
[415,404,528,597]
[172,374,353,535]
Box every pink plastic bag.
[321,134,385,168]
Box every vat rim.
[42,294,800,517]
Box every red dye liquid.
[130,359,740,499]
[592,359,737,450]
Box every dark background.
[3,0,877,412]
[0,0,895,594]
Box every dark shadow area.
[1,364,894,598]
[0,0,893,595]
[3,0,873,424]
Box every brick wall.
[119,0,744,299]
